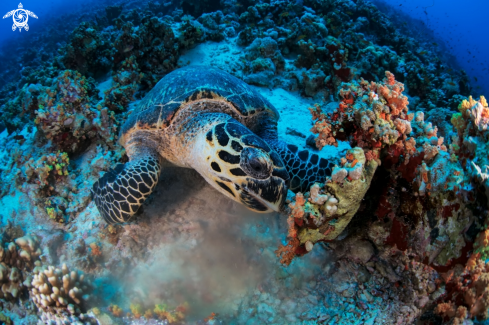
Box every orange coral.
[377,72,409,115]
[89,242,102,257]
[130,303,142,318]
[144,309,153,319]
[289,193,306,219]
[437,259,489,322]
[109,304,123,317]
[311,120,337,149]
[275,238,300,266]
[204,312,217,322]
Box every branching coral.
[30,263,91,314]
[0,235,41,299]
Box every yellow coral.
[154,304,167,319]
[130,303,142,318]
[451,113,465,133]
[459,96,477,115]
[46,207,56,220]
[481,96,488,108]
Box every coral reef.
[435,259,489,322]
[284,69,489,321]
[24,70,115,153]
[0,0,485,323]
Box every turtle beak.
[240,169,289,213]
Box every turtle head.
[197,121,289,213]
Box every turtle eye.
[249,158,263,172]
[240,147,272,179]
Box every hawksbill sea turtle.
[3,3,37,32]
[92,66,337,224]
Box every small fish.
[346,11,353,15]
[432,42,438,46]
[304,18,313,24]
[419,51,427,55]
[447,81,456,86]
[249,23,255,28]
[280,12,289,17]
[223,20,231,25]
[474,77,478,82]
[296,34,307,41]
[264,14,273,20]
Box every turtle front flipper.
[92,150,161,224]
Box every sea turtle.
[92,65,335,224]
[2,3,38,32]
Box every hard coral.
[25,151,69,187]
[451,96,489,207]
[310,71,412,163]
[28,70,116,153]
[0,235,41,299]
[437,259,489,322]
[103,56,143,112]
[30,263,91,314]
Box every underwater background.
[0,0,489,324]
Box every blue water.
[375,0,489,96]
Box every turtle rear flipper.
[92,153,161,224]
[12,24,16,31]
[24,23,28,31]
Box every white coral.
[332,167,348,183]
[31,263,90,313]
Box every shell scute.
[120,66,279,139]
